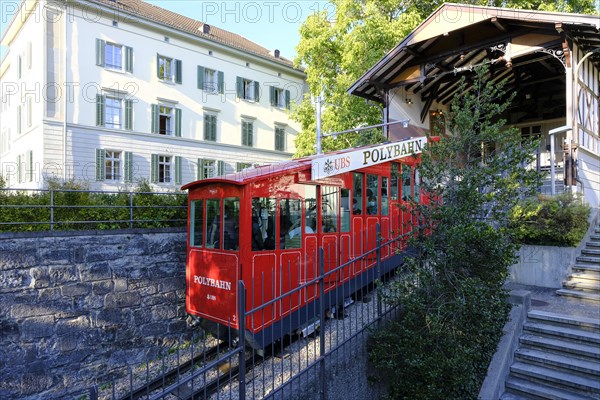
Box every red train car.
[182,137,429,348]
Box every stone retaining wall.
[0,229,190,399]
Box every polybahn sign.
[311,136,428,180]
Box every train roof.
[181,137,433,191]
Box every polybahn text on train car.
[182,137,436,349]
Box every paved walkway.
[505,282,600,320]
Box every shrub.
[509,193,590,246]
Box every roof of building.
[349,3,600,103]
[89,0,298,69]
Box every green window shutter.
[175,59,182,84]
[125,46,133,73]
[217,71,224,94]
[96,39,105,66]
[156,53,160,78]
[151,104,159,133]
[270,86,276,107]
[175,108,182,137]
[16,155,22,183]
[197,66,205,90]
[27,150,33,182]
[217,161,224,176]
[17,106,21,134]
[95,148,106,181]
[174,156,182,185]
[285,89,291,109]
[197,158,203,180]
[150,154,159,183]
[124,151,133,183]
[124,99,133,130]
[236,77,243,98]
[241,121,247,146]
[96,94,105,127]
[254,81,260,101]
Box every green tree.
[368,67,542,399]
[292,0,598,157]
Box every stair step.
[556,289,600,302]
[586,241,600,248]
[520,334,600,360]
[563,280,600,292]
[504,377,598,400]
[527,311,600,331]
[582,249,600,256]
[568,272,600,283]
[524,322,600,345]
[590,234,600,241]
[572,264,600,274]
[510,362,600,394]
[577,256,600,264]
[515,348,600,376]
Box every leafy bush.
[0,179,187,232]
[509,193,590,246]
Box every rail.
[0,187,187,232]
[85,224,409,400]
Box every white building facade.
[0,0,306,190]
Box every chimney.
[202,24,211,34]
[274,49,280,58]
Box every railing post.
[318,247,327,400]
[129,191,134,230]
[238,280,246,400]
[375,223,382,324]
[50,189,54,231]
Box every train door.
[365,173,380,266]
[278,198,303,317]
[303,186,318,302]
[380,176,390,259]
[352,173,365,275]
[339,188,352,283]
[390,162,402,254]
[320,186,339,284]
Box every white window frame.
[158,155,172,183]
[204,68,217,93]
[274,88,285,108]
[104,42,123,70]
[202,159,216,179]
[159,105,174,136]
[26,96,33,128]
[105,150,122,181]
[204,113,217,141]
[105,96,122,129]
[158,56,174,82]
[243,79,256,101]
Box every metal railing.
[84,224,408,400]
[0,187,187,232]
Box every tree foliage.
[368,67,543,399]
[292,0,598,157]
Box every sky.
[0,1,334,63]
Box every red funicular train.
[183,137,430,349]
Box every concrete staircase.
[501,310,600,400]
[557,223,600,302]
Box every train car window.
[381,177,389,216]
[391,163,399,201]
[414,169,421,203]
[305,186,317,233]
[280,199,302,249]
[340,188,350,232]
[366,174,379,215]
[206,199,221,249]
[321,186,338,233]
[353,173,363,215]
[401,166,412,201]
[190,200,204,247]
[252,198,276,251]
[223,198,240,250]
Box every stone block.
[95,308,130,326]
[168,320,187,333]
[61,283,90,297]
[141,322,168,337]
[92,280,113,295]
[79,262,111,281]
[56,316,90,335]
[48,265,78,283]
[56,334,79,352]
[38,287,62,302]
[113,278,127,292]
[20,372,54,395]
[29,267,50,289]
[37,248,71,265]
[0,250,37,271]
[20,316,55,339]
[11,303,64,319]
[0,270,32,293]
[158,277,184,293]
[151,305,177,320]
[104,292,141,308]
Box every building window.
[157,54,182,83]
[26,96,33,128]
[158,155,171,183]
[105,150,121,181]
[242,120,254,147]
[270,87,290,109]
[17,55,22,79]
[198,66,224,93]
[204,114,217,141]
[236,162,251,172]
[96,39,133,72]
[16,105,22,134]
[275,127,285,151]
[151,155,182,184]
[198,158,224,179]
[151,104,181,136]
[96,95,133,130]
[237,77,259,101]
